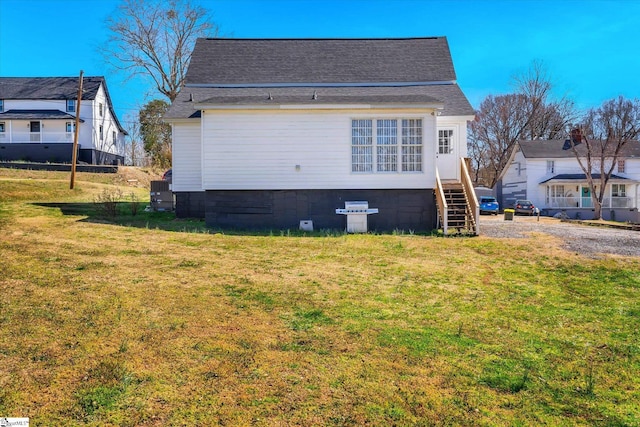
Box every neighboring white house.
[0,76,127,165]
[164,37,475,231]
[498,138,640,222]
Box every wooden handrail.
[460,157,479,235]
[435,167,448,234]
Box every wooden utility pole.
[70,70,84,189]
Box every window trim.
[0,99,4,112]
[66,99,75,113]
[351,117,423,174]
[438,128,454,155]
[547,160,555,174]
[612,183,626,197]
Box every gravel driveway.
[479,215,640,257]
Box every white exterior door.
[436,127,458,181]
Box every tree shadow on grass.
[32,202,204,232]
[31,202,352,237]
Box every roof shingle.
[185,37,457,85]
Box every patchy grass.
[0,169,639,425]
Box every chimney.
[570,128,583,144]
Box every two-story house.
[164,37,476,232]
[0,76,126,165]
[498,138,640,222]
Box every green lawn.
[1,168,639,426]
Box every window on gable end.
[99,103,103,117]
[99,125,103,141]
[67,100,75,112]
[618,159,626,173]
[547,160,555,174]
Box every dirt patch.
[113,166,163,188]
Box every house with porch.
[497,139,640,222]
[164,37,477,233]
[0,76,126,165]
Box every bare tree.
[570,96,640,220]
[105,0,217,102]
[469,61,575,187]
[469,94,534,187]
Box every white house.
[164,37,476,232]
[498,138,640,222]
[0,76,127,165]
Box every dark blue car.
[479,196,499,215]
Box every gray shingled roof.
[0,109,84,121]
[0,77,104,100]
[519,139,640,158]
[165,38,475,120]
[186,38,457,85]
[540,173,629,184]
[166,84,473,118]
[0,76,127,134]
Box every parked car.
[514,199,536,215]
[479,196,499,215]
[162,168,172,184]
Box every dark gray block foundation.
[175,189,437,232]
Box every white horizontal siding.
[172,122,202,191]
[201,110,437,190]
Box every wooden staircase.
[441,183,477,233]
[435,159,479,235]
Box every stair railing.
[460,158,479,235]
[435,167,448,234]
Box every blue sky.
[2,0,640,127]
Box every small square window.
[67,100,75,113]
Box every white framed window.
[618,159,626,173]
[351,119,373,172]
[65,121,75,133]
[438,129,453,154]
[402,119,422,171]
[612,184,626,197]
[0,99,4,112]
[376,119,397,172]
[0,122,5,139]
[351,118,423,173]
[552,184,564,198]
[547,160,555,174]
[99,103,104,117]
[67,100,75,112]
